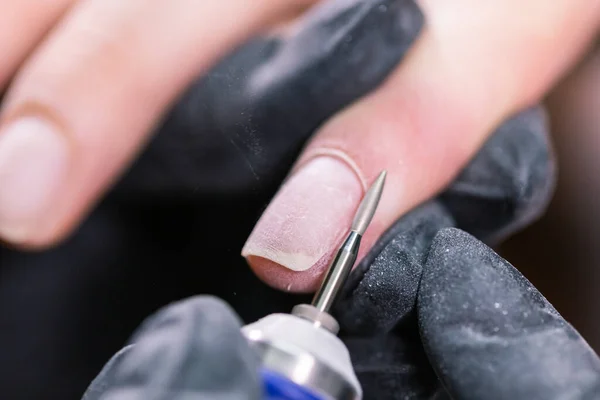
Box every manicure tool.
[243,170,387,400]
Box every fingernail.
[0,117,69,243]
[242,157,363,272]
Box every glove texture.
[420,229,600,399]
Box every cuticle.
[292,148,368,192]
[0,101,74,147]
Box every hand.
[336,107,600,398]
[83,108,600,399]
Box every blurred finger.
[0,0,73,85]
[0,0,315,247]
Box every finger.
[0,0,314,247]
[243,0,600,292]
[117,0,423,198]
[0,0,74,85]
[419,228,600,399]
[241,0,425,292]
[83,296,262,400]
[440,106,556,244]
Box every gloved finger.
[419,228,600,399]
[440,106,556,245]
[0,0,313,248]
[242,0,599,293]
[81,296,262,400]
[115,0,423,199]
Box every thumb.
[242,0,600,291]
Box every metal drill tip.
[304,170,387,316]
[351,170,387,235]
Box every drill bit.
[311,170,387,313]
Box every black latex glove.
[83,107,600,400]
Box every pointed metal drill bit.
[310,170,387,314]
[352,170,387,235]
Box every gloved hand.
[82,107,600,400]
[335,107,600,399]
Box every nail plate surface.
[0,117,69,243]
[242,156,363,276]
